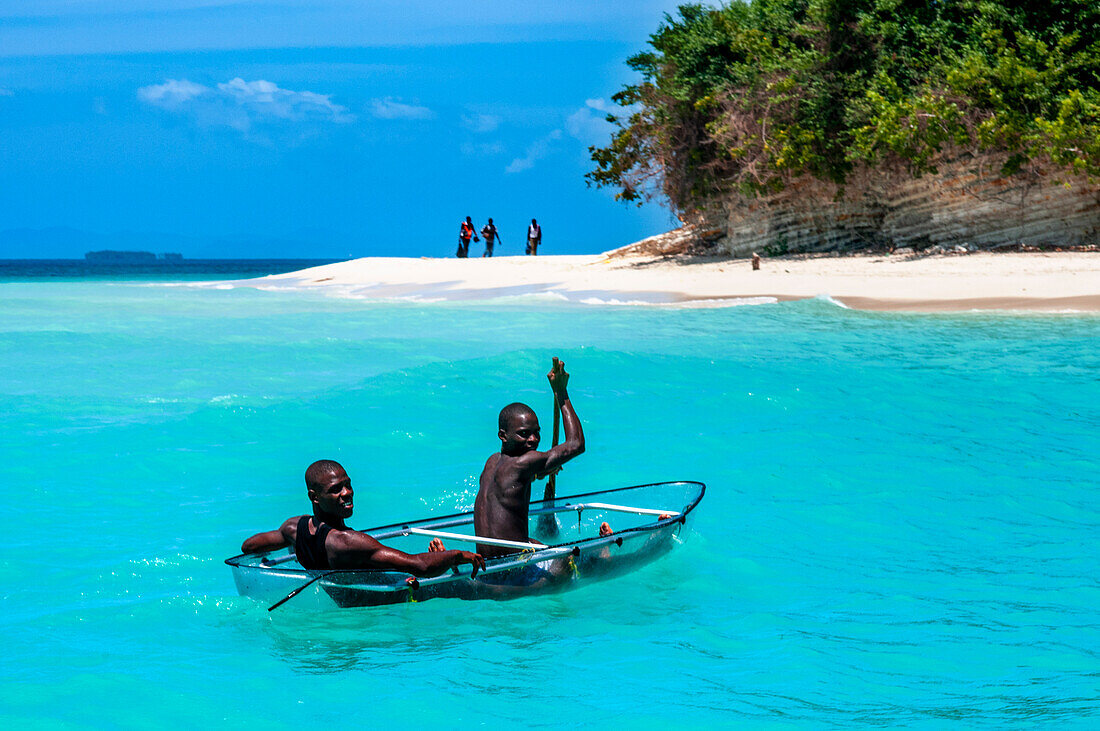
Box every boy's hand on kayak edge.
[458,551,486,577]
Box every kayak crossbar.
[371,514,476,541]
[405,527,546,551]
[259,553,301,567]
[531,502,680,518]
[251,502,675,567]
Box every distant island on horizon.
[0,226,364,260]
[85,250,183,263]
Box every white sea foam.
[813,294,850,308]
[660,296,779,309]
[574,294,778,308]
[510,290,572,302]
[578,296,664,306]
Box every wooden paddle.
[537,391,562,538]
[269,570,336,611]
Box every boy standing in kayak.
[241,460,485,577]
[471,357,585,558]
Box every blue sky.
[0,2,688,258]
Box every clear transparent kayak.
[226,480,705,610]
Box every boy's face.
[308,466,354,519]
[499,411,541,455]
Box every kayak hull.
[227,480,705,610]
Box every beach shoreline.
[233,250,1100,312]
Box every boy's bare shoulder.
[279,515,304,540]
[504,450,546,479]
[482,451,538,481]
[327,527,382,551]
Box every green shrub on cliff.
[588,0,1100,211]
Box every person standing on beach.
[458,216,478,258]
[480,218,500,257]
[240,459,485,576]
[526,218,542,255]
[471,357,584,559]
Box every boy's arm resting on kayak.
[326,530,486,577]
[241,516,298,554]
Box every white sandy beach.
[240,250,1100,312]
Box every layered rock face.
[705,159,1100,256]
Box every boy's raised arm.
[538,357,585,476]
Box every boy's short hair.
[499,402,535,430]
[305,459,343,491]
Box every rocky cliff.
[685,159,1100,256]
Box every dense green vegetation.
[588,1,1100,212]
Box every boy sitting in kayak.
[241,459,485,577]
[472,356,585,558]
[426,356,605,587]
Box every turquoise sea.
[1,264,1098,728]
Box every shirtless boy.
[472,357,585,558]
[241,459,485,577]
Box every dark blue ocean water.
[0,258,342,281]
[0,268,1097,728]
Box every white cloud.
[137,77,352,131]
[137,78,208,108]
[370,97,434,120]
[461,112,500,133]
[218,78,350,121]
[587,98,617,114]
[461,141,505,157]
[566,98,619,144]
[506,129,562,174]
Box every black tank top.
[294,516,333,569]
